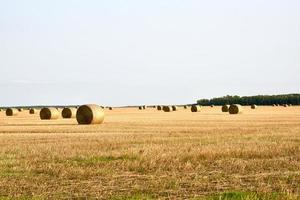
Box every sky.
[0,0,299,106]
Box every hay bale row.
[39,105,105,125]
[273,104,292,107]
[157,106,162,111]
[139,106,146,110]
[3,105,105,125]
[6,108,37,116]
[163,106,172,112]
[138,105,147,110]
[161,105,178,112]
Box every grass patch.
[0,197,43,200]
[110,192,154,200]
[0,168,26,177]
[199,191,299,200]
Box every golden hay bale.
[18,108,23,112]
[283,104,288,107]
[272,104,276,107]
[76,104,105,125]
[222,105,230,112]
[163,106,172,112]
[143,105,146,109]
[29,108,37,114]
[139,106,144,110]
[191,105,201,112]
[6,108,18,116]
[251,104,258,109]
[210,105,214,108]
[109,107,113,110]
[229,104,243,114]
[183,105,188,109]
[171,106,177,111]
[62,107,77,118]
[40,107,59,120]
[157,106,162,111]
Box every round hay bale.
[40,107,59,120]
[62,107,77,118]
[18,108,23,112]
[210,105,214,108]
[229,104,243,114]
[272,104,276,107]
[222,105,230,112]
[157,106,162,111]
[139,106,143,110]
[283,104,288,107]
[183,105,188,109]
[171,106,177,111]
[29,108,37,114]
[163,106,172,112]
[6,108,18,116]
[76,104,105,125]
[191,105,201,112]
[109,107,113,110]
[143,105,146,109]
[251,104,258,109]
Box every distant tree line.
[197,94,300,106]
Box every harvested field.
[0,106,299,199]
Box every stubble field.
[0,106,299,199]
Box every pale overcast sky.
[0,0,299,106]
